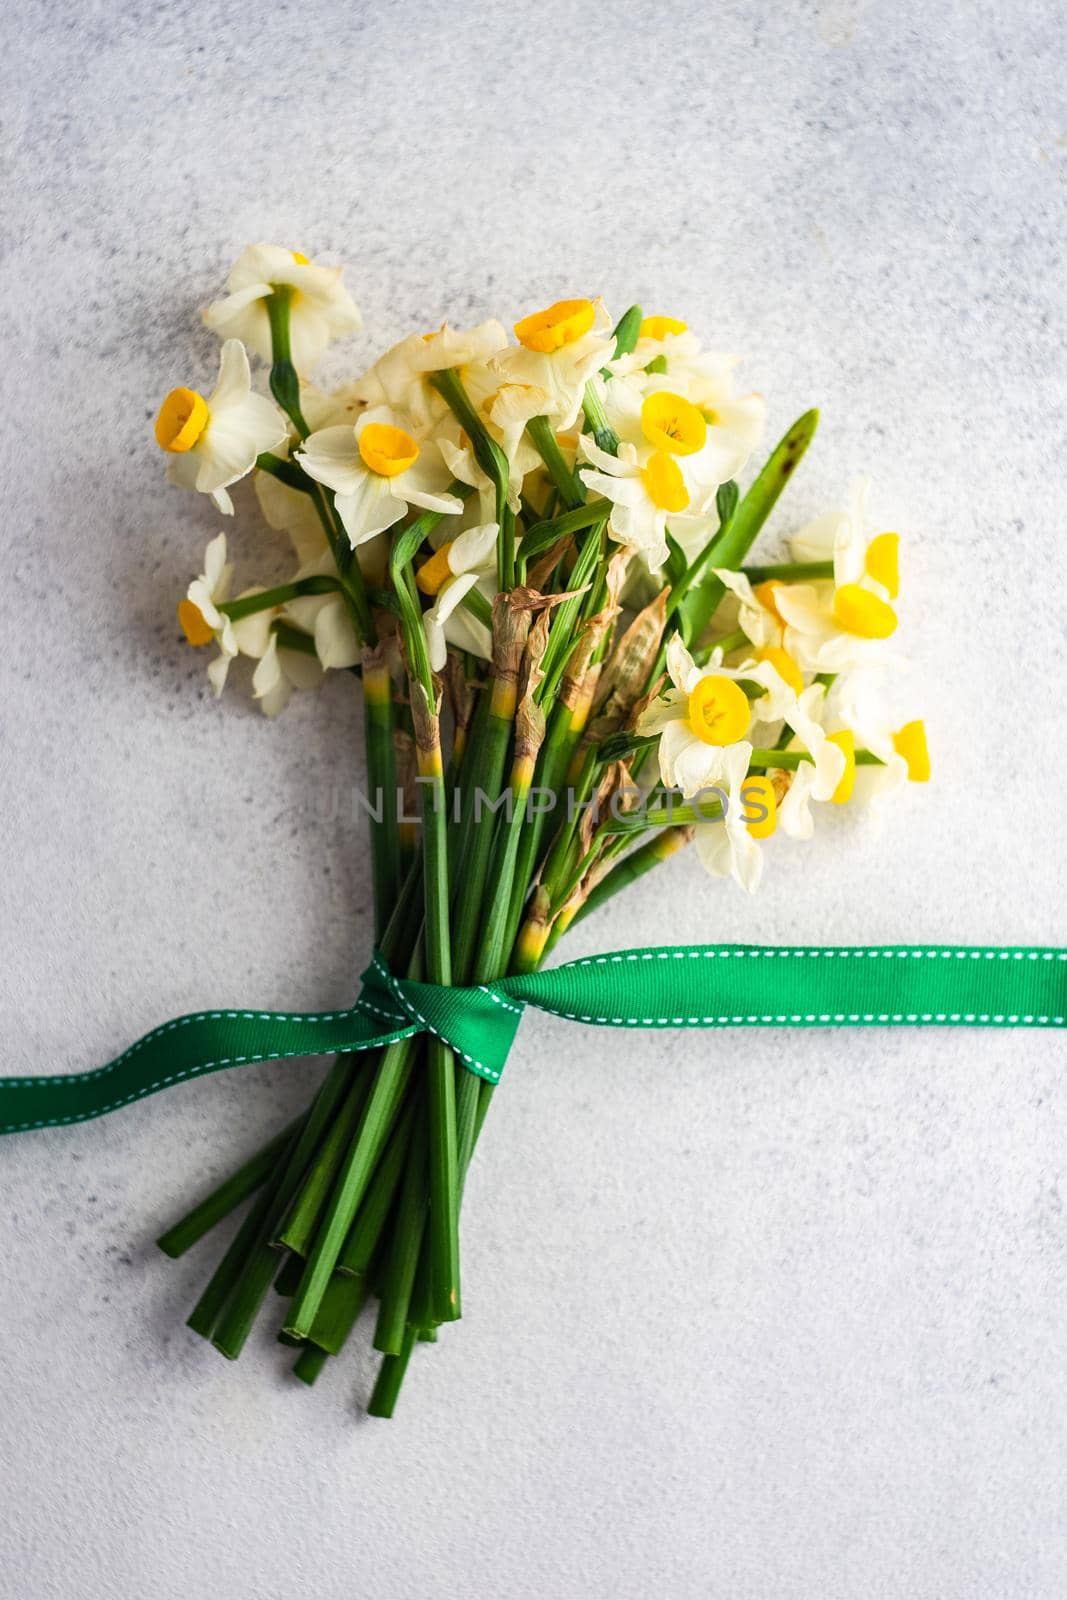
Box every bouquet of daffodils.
[154,246,929,1415]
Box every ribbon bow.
[2,942,1064,1136]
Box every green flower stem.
[373,1112,429,1355]
[363,653,398,937]
[184,1155,290,1339]
[429,368,513,585]
[459,585,494,631]
[265,288,311,438]
[264,288,376,646]
[367,1324,417,1418]
[420,759,461,1324]
[450,687,515,981]
[406,1223,435,1331]
[255,451,308,491]
[446,685,492,890]
[292,1343,331,1386]
[499,691,588,962]
[270,848,421,1272]
[748,746,885,770]
[538,542,609,709]
[283,1031,421,1342]
[525,414,585,509]
[307,1270,372,1356]
[209,1053,369,1358]
[337,1100,416,1276]
[471,760,535,987]
[319,501,377,646]
[569,828,695,928]
[156,1116,300,1258]
[594,730,659,766]
[273,1066,374,1255]
[273,1251,304,1297]
[675,410,820,644]
[697,627,750,661]
[391,542,462,1326]
[456,738,540,1171]
[604,746,886,836]
[545,838,601,921]
[518,501,610,576]
[449,672,519,1172]
[581,381,619,454]
[742,559,835,583]
[218,576,341,623]
[536,741,597,902]
[271,621,318,656]
[183,1050,355,1341]
[603,797,722,833]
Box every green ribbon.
[3,943,1065,1136]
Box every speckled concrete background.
[2,2,1066,1596]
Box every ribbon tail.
[0,1002,418,1136]
[500,944,1067,1030]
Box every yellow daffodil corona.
[514,298,595,353]
[688,676,751,746]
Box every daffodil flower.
[254,385,386,578]
[578,384,737,568]
[155,340,287,515]
[769,480,901,671]
[636,635,792,798]
[770,684,853,838]
[353,320,509,432]
[715,565,898,679]
[691,740,765,894]
[254,463,332,569]
[251,631,324,718]
[177,533,276,696]
[202,245,362,373]
[764,675,915,844]
[490,297,615,431]
[295,405,463,548]
[713,568,789,650]
[417,522,499,670]
[280,577,362,673]
[436,398,542,521]
[602,357,765,488]
[825,669,931,804]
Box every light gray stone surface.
[2,1,1066,1595]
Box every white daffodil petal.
[665,633,700,694]
[660,722,732,798]
[230,601,274,660]
[778,761,818,839]
[202,532,229,591]
[423,572,482,672]
[333,476,405,547]
[206,653,232,698]
[296,425,365,495]
[313,597,361,670]
[734,657,796,721]
[694,820,735,878]
[449,522,499,573]
[713,567,780,648]
[635,688,687,736]
[789,511,845,565]
[254,471,330,567]
[280,647,325,693]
